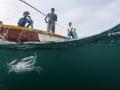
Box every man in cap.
[45,8,57,33]
[18,11,33,28]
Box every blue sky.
[0,0,120,37]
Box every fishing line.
[19,0,66,30]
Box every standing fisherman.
[45,8,57,33]
[18,11,33,28]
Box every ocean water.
[0,44,120,90]
[0,22,120,90]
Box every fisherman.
[67,22,74,39]
[45,8,57,33]
[72,28,78,39]
[18,11,33,28]
[67,22,78,39]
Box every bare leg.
[51,22,55,33]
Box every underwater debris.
[7,53,42,74]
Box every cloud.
[0,0,120,37]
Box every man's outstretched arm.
[45,16,48,23]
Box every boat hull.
[0,25,65,42]
[0,27,39,42]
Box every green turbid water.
[0,24,120,90]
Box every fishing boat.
[0,24,66,43]
[0,0,120,89]
[0,23,120,90]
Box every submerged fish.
[7,53,42,74]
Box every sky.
[0,0,120,37]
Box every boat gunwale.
[0,24,65,39]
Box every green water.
[0,23,120,90]
[0,45,120,90]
